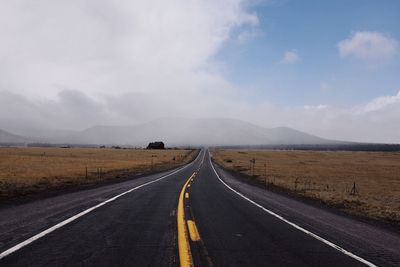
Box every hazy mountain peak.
[60,117,331,146]
[0,117,335,146]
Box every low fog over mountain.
[1,118,334,146]
[0,129,32,144]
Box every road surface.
[0,149,399,266]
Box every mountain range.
[0,118,335,146]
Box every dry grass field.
[0,147,196,200]
[212,149,400,223]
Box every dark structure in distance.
[147,141,165,149]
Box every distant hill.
[2,119,397,150]
[61,118,335,146]
[0,129,32,144]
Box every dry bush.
[212,149,400,223]
[0,147,195,199]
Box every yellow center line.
[187,220,201,242]
[177,172,196,267]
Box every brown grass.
[212,149,400,223]
[0,147,196,200]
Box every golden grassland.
[0,147,196,200]
[212,149,400,223]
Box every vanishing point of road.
[0,149,399,266]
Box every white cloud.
[303,104,328,110]
[338,31,399,62]
[0,0,258,99]
[281,49,300,64]
[0,0,262,133]
[292,91,400,143]
[353,90,400,114]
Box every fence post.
[350,182,357,195]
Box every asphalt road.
[0,149,398,266]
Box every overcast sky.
[0,0,399,143]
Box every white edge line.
[208,151,376,267]
[0,150,202,260]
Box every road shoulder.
[211,159,400,267]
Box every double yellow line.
[177,172,200,267]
